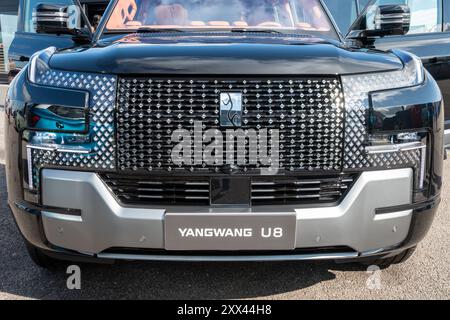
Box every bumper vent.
[116,77,345,174]
[101,174,357,207]
[251,175,356,206]
[101,174,211,206]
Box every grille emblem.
[220,92,242,127]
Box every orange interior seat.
[207,21,231,27]
[154,4,189,26]
[106,0,138,29]
[233,21,248,27]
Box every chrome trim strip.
[32,12,69,18]
[365,142,424,154]
[27,144,92,154]
[360,243,401,257]
[32,17,69,22]
[27,144,55,152]
[373,209,412,221]
[27,147,34,190]
[419,145,426,189]
[97,252,359,262]
[42,211,83,222]
[56,147,91,154]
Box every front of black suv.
[3,0,444,267]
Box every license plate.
[164,213,297,251]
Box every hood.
[48,34,403,75]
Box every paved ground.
[0,127,448,299]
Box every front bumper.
[10,167,437,262]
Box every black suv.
[3,0,444,268]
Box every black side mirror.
[34,4,72,34]
[33,3,91,42]
[370,5,410,36]
[347,5,411,45]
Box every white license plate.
[164,213,297,251]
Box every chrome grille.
[117,77,345,173]
[101,174,357,206]
[101,174,211,206]
[251,174,356,206]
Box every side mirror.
[371,5,410,36]
[33,3,91,42]
[347,5,411,45]
[33,4,73,35]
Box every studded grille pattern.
[370,147,425,189]
[365,149,422,169]
[341,65,422,170]
[30,70,117,187]
[117,77,345,173]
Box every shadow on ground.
[0,163,365,300]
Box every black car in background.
[7,0,109,79]
[324,0,450,147]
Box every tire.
[360,247,417,269]
[25,241,62,269]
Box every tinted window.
[367,0,442,34]
[323,0,358,34]
[357,0,371,12]
[443,0,450,31]
[80,1,109,29]
[23,0,83,33]
[104,0,339,40]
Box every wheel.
[25,241,62,269]
[360,247,416,269]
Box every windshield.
[103,0,338,39]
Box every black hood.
[48,34,403,75]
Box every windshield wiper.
[134,27,313,37]
[231,29,284,34]
[136,28,185,33]
[230,29,313,37]
[137,28,282,34]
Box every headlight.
[28,46,56,84]
[25,49,93,160]
[342,51,425,106]
[401,53,425,87]
[341,50,428,193]
[22,63,118,192]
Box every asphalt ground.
[0,111,448,299]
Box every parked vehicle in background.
[7,0,109,79]
[324,0,450,147]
